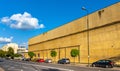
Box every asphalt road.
[0,59,119,71]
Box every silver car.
[45,59,52,63]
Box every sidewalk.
[0,67,4,71]
[68,63,88,67]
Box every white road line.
[15,62,74,71]
[22,66,36,70]
[22,66,28,68]
[8,67,21,71]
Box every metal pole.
[65,47,66,58]
[78,45,80,63]
[86,10,90,67]
[59,48,60,59]
[82,7,90,67]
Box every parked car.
[92,60,114,68]
[37,59,45,63]
[58,58,70,64]
[0,59,4,62]
[45,59,52,63]
[22,58,30,61]
[5,57,10,60]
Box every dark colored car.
[22,58,30,61]
[0,59,4,62]
[58,58,70,64]
[5,57,10,60]
[37,59,45,63]
[92,60,114,68]
[45,59,52,63]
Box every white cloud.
[39,24,45,28]
[1,12,45,30]
[21,42,28,46]
[0,37,13,44]
[19,42,28,48]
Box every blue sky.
[0,0,119,48]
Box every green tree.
[0,50,6,58]
[70,49,79,64]
[14,53,22,57]
[6,47,14,59]
[50,50,57,63]
[28,52,35,60]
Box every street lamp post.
[82,7,90,67]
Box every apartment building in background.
[2,43,28,54]
[2,43,18,53]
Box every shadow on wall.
[106,54,120,65]
[41,68,60,71]
[108,55,120,61]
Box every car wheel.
[92,64,96,67]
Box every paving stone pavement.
[0,67,4,71]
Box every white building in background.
[2,43,18,53]
[17,45,28,54]
[2,43,28,54]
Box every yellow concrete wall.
[28,2,120,64]
[29,2,120,45]
[90,23,120,62]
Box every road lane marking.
[15,62,74,71]
[22,66,28,68]
[8,67,21,71]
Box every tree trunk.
[74,57,75,64]
[54,57,55,63]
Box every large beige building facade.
[28,2,120,64]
